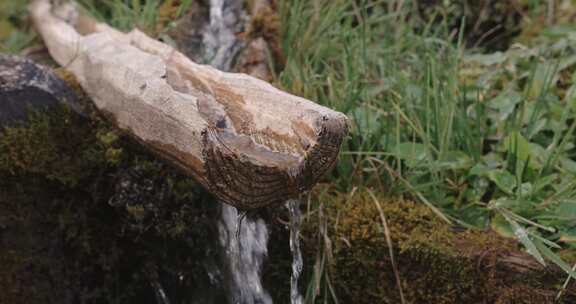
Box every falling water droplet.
[286,199,304,304]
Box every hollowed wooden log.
[29,0,348,209]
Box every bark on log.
[29,0,348,209]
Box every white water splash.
[150,277,171,304]
[204,0,244,70]
[287,200,303,304]
[219,204,273,304]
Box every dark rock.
[0,53,220,302]
[0,54,82,126]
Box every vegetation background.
[4,0,576,303]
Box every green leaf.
[526,119,547,139]
[504,132,531,162]
[534,238,576,280]
[531,174,557,195]
[482,152,504,169]
[559,157,576,174]
[436,151,473,170]
[503,132,532,165]
[491,213,514,238]
[502,214,546,266]
[488,170,516,194]
[351,106,382,138]
[390,142,431,166]
[453,205,489,228]
[518,182,533,197]
[558,228,576,246]
[528,230,561,249]
[529,62,557,99]
[542,25,576,39]
[464,52,508,66]
[486,90,522,122]
[553,201,576,221]
[469,163,490,176]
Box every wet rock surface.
[0,107,224,303]
[0,54,82,126]
[0,54,224,303]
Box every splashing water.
[219,204,273,304]
[287,200,304,304]
[204,0,244,71]
[202,1,273,302]
[150,277,171,304]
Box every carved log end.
[203,113,348,209]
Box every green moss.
[299,188,576,304]
[0,73,223,303]
[0,107,112,186]
[0,68,124,187]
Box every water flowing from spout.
[218,204,273,304]
[287,200,303,304]
[150,277,171,304]
[202,1,272,302]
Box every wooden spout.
[29,0,348,209]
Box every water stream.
[218,204,273,304]
[287,200,304,304]
[184,0,304,302]
[203,0,244,71]
[150,277,172,304]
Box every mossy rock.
[299,188,576,304]
[0,67,227,303]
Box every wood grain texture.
[29,0,349,209]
